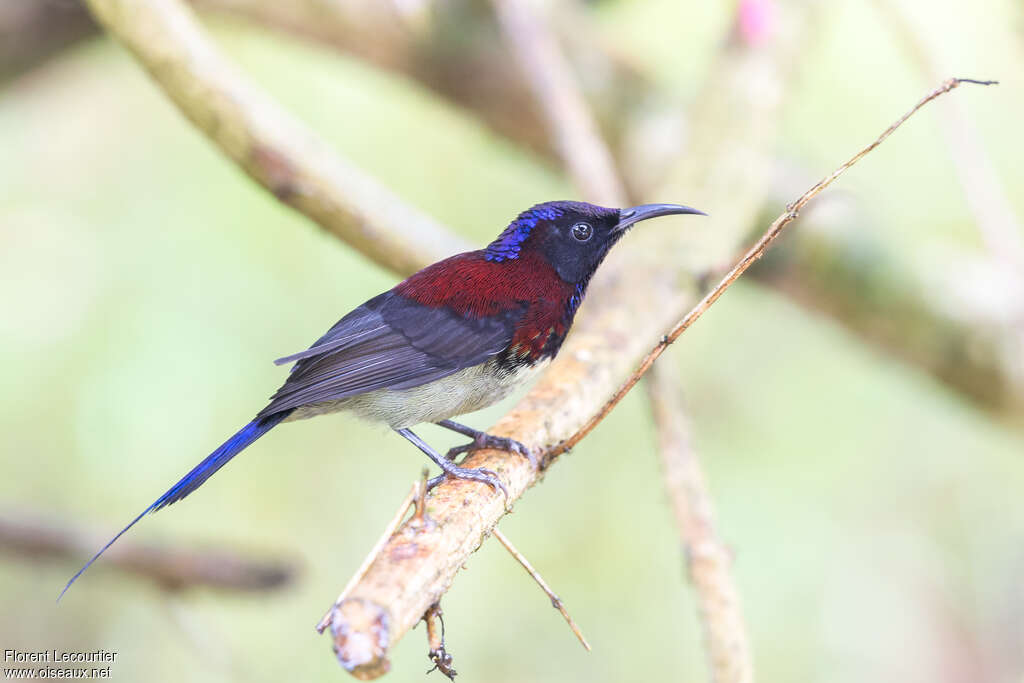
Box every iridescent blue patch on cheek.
[565,282,585,317]
[485,205,564,262]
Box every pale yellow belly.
[285,358,549,429]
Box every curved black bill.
[615,203,707,232]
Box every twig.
[413,469,430,526]
[647,365,752,683]
[423,603,457,680]
[84,0,469,277]
[0,511,294,592]
[548,77,997,458]
[492,528,591,651]
[316,482,420,634]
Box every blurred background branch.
[0,510,295,592]
[648,365,752,683]
[752,178,1024,412]
[0,0,653,172]
[194,0,651,164]
[0,0,97,80]
[84,0,467,276]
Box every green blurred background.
[1,0,1023,681]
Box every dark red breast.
[394,250,577,361]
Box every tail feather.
[58,410,291,600]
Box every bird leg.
[396,428,509,499]
[435,419,538,469]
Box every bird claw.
[427,466,509,501]
[445,433,538,470]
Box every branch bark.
[84,0,470,277]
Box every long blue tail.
[58,410,292,600]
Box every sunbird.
[61,200,704,598]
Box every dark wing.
[257,292,521,417]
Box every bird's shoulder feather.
[394,250,571,318]
[397,250,580,365]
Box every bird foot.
[427,465,508,501]
[445,433,538,470]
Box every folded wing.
[258,291,521,417]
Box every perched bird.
[61,200,703,597]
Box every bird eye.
[571,222,593,242]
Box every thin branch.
[423,603,457,680]
[0,511,294,592]
[492,528,591,651]
[548,78,998,458]
[84,0,469,277]
[646,365,752,683]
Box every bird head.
[485,200,705,284]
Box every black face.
[484,200,705,285]
[534,203,624,283]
